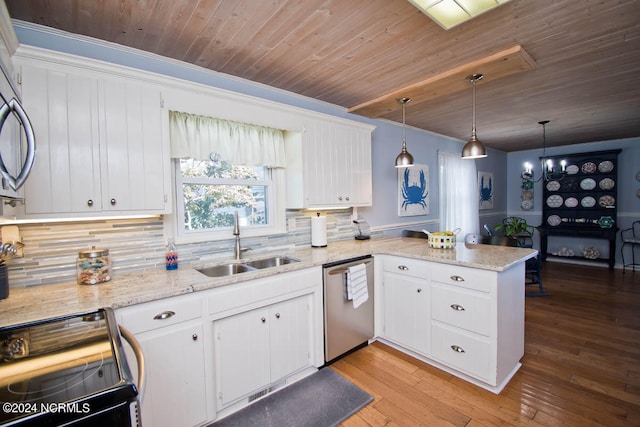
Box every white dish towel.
[346,263,368,309]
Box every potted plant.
[494,217,540,247]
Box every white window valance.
[169,111,286,168]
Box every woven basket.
[424,228,461,249]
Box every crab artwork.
[401,167,428,210]
[479,173,493,208]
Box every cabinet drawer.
[431,323,492,382]
[118,294,202,334]
[431,284,491,336]
[383,255,428,278]
[430,263,495,293]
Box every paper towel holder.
[311,212,328,248]
[353,220,370,240]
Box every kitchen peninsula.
[0,236,536,327]
[0,236,536,423]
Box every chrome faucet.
[233,211,251,260]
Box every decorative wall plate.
[564,197,578,208]
[581,162,597,173]
[562,178,579,191]
[546,195,563,208]
[547,215,561,226]
[580,178,596,190]
[599,178,615,190]
[566,164,579,174]
[581,196,596,207]
[546,180,561,191]
[598,195,615,207]
[598,160,614,173]
[598,216,615,228]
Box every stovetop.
[0,308,137,425]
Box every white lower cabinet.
[207,266,323,420]
[116,294,208,427]
[382,256,430,354]
[213,294,312,408]
[116,266,323,426]
[379,255,525,393]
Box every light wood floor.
[333,261,640,426]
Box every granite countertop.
[0,236,536,328]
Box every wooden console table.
[540,226,617,270]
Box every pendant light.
[461,73,487,159]
[395,97,414,168]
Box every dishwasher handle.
[119,325,146,425]
[327,258,373,276]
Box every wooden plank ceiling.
[6,0,640,152]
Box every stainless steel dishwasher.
[323,255,374,364]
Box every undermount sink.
[197,263,257,278]
[196,256,300,278]
[244,256,300,269]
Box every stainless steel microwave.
[0,66,35,199]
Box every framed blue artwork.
[478,171,494,210]
[398,164,429,216]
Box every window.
[169,111,287,242]
[438,150,480,237]
[175,158,284,241]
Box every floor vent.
[247,380,286,403]
[248,388,268,402]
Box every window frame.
[172,159,286,244]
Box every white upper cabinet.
[16,57,171,217]
[20,65,101,214]
[285,119,373,208]
[99,78,168,212]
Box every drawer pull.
[450,275,465,282]
[153,310,175,320]
[450,345,466,353]
[398,265,409,271]
[450,304,465,311]
[417,288,422,293]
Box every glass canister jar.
[77,248,112,285]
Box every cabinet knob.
[450,304,465,311]
[275,313,281,319]
[192,334,198,341]
[87,199,94,207]
[261,317,266,323]
[110,198,116,206]
[338,196,343,201]
[153,310,175,320]
[450,275,465,282]
[398,265,409,271]
[450,345,466,353]
[417,288,422,293]
[345,196,350,201]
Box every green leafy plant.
[494,217,540,240]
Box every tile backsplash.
[6,209,373,287]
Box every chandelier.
[522,120,566,183]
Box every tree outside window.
[179,159,268,232]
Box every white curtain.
[438,150,480,237]
[169,111,286,168]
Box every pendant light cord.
[402,101,407,148]
[471,79,477,137]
